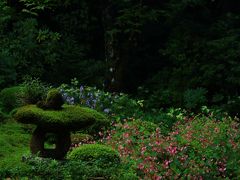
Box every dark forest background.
[1,0,240,114]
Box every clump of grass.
[0,120,31,170]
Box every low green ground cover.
[0,120,31,176]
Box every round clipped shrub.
[0,86,24,112]
[14,105,109,131]
[67,144,120,164]
[45,89,64,110]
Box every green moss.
[67,144,120,163]
[0,120,30,170]
[14,105,109,131]
[0,109,8,123]
[45,89,64,110]
[0,86,24,112]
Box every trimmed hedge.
[14,105,109,131]
[67,144,120,163]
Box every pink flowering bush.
[102,116,240,179]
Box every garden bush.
[0,86,24,112]
[58,79,143,118]
[184,87,208,111]
[5,155,138,179]
[67,144,120,164]
[19,77,50,105]
[103,115,240,179]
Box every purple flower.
[80,86,84,92]
[66,96,75,105]
[104,108,110,114]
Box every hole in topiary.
[30,127,71,159]
[44,133,57,150]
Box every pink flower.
[218,167,226,173]
[118,145,124,151]
[172,130,179,135]
[98,131,103,136]
[123,132,130,138]
[123,124,129,129]
[106,135,111,140]
[155,140,161,145]
[138,163,144,170]
[153,174,162,180]
[126,139,132,144]
[163,160,171,169]
[141,146,147,154]
[167,146,177,155]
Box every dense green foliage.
[59,79,143,118]
[0,86,24,112]
[104,115,240,179]
[14,105,108,131]
[0,121,30,172]
[0,0,240,113]
[67,144,120,164]
[19,77,50,105]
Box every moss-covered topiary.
[67,144,120,163]
[45,89,64,110]
[14,105,109,131]
[36,89,64,110]
[14,102,109,159]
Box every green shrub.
[5,155,135,179]
[20,77,49,105]
[223,96,240,116]
[141,108,188,135]
[104,115,240,179]
[14,105,109,132]
[0,86,24,112]
[67,144,120,164]
[184,87,208,110]
[59,80,143,118]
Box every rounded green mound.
[14,105,109,131]
[45,89,64,110]
[0,86,24,112]
[67,144,120,163]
